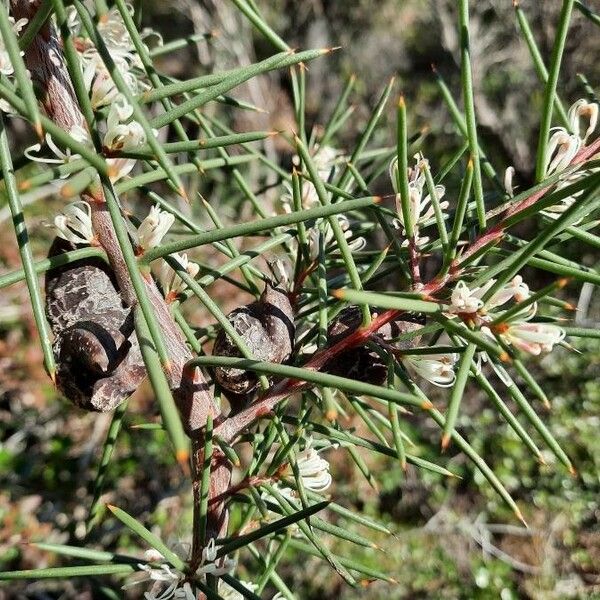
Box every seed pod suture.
[45,238,146,411]
[212,281,295,411]
[324,306,425,385]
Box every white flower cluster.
[390,152,448,247]
[267,438,333,502]
[447,276,565,356]
[545,99,597,176]
[281,144,345,213]
[67,4,158,109]
[0,15,28,113]
[543,99,599,220]
[278,143,365,282]
[22,3,158,190]
[126,539,237,600]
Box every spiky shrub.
[0,0,599,597]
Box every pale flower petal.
[403,353,458,387]
[138,205,175,250]
[54,201,95,245]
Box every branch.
[10,0,229,540]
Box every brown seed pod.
[324,306,425,385]
[212,281,295,409]
[45,238,146,411]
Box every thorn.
[177,449,190,474]
[49,369,57,386]
[324,46,342,54]
[537,454,547,466]
[467,157,474,169]
[163,359,173,375]
[372,195,383,204]
[34,121,44,142]
[421,399,433,410]
[398,94,405,108]
[325,409,337,422]
[60,183,76,198]
[514,507,528,528]
[431,63,438,74]
[543,398,551,410]
[500,351,511,363]
[563,302,576,311]
[441,434,451,451]
[18,180,31,192]
[106,503,117,512]
[557,277,570,288]
[568,464,577,477]
[401,460,408,472]
[178,185,189,203]
[331,288,343,299]
[512,0,520,7]
[268,130,281,137]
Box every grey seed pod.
[45,238,146,411]
[324,306,425,385]
[212,282,295,408]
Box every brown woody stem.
[10,0,228,558]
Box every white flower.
[196,539,235,577]
[103,94,149,181]
[82,52,140,109]
[484,275,530,310]
[97,5,141,65]
[54,201,96,245]
[66,6,81,35]
[218,580,258,600]
[545,129,581,176]
[494,322,565,356]
[504,166,515,197]
[158,253,200,300]
[281,144,346,213]
[447,280,489,314]
[123,562,190,600]
[447,277,530,316]
[137,205,175,250]
[125,538,235,600]
[0,16,28,76]
[25,125,90,167]
[403,353,458,387]
[390,153,447,237]
[292,444,332,493]
[567,99,598,143]
[302,215,365,263]
[544,99,598,176]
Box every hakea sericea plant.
[1,0,600,597]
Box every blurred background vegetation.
[1,1,599,598]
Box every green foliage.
[0,1,599,598]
